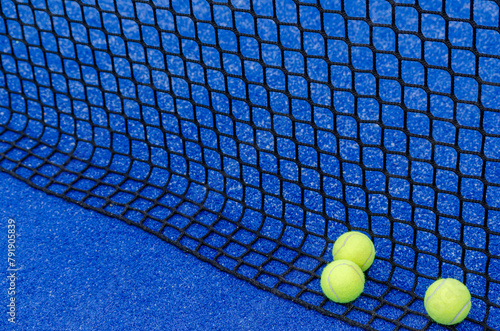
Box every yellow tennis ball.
[332,231,375,271]
[320,260,365,303]
[424,278,472,325]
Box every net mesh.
[1,0,500,329]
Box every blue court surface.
[1,0,500,330]
[0,172,360,330]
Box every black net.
[1,0,500,329]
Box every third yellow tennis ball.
[332,231,375,271]
[424,278,471,325]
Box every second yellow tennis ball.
[424,278,471,325]
[320,260,365,303]
[332,231,375,271]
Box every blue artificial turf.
[0,171,361,331]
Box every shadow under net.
[1,0,500,330]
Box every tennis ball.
[320,260,365,303]
[332,231,375,271]
[424,278,472,325]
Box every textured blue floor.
[0,171,360,331]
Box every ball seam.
[327,266,341,302]
[345,264,364,282]
[361,246,374,270]
[450,299,471,325]
[332,233,356,258]
[425,279,447,305]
